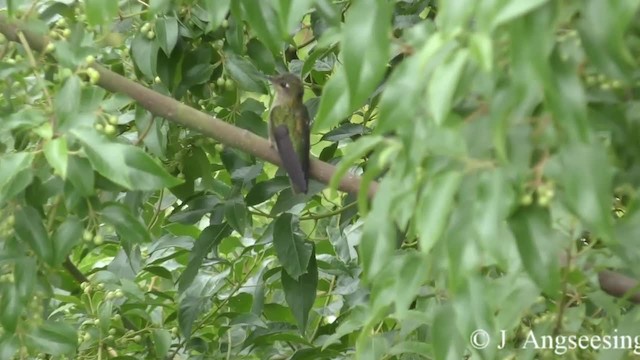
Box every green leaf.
[549,144,613,240]
[315,0,392,129]
[101,203,151,252]
[0,152,34,205]
[377,33,444,134]
[508,206,561,296]
[415,171,463,254]
[43,137,68,179]
[178,295,208,338]
[281,247,318,333]
[394,253,429,318]
[0,108,46,134]
[241,0,282,54]
[202,0,231,31]
[51,216,82,265]
[356,335,389,360]
[320,123,370,142]
[85,0,118,26]
[0,257,36,333]
[491,0,550,28]
[176,46,213,90]
[273,213,313,279]
[341,0,391,107]
[578,0,639,78]
[179,224,232,293]
[25,320,77,355]
[472,169,514,253]
[152,329,172,358]
[469,32,493,72]
[311,74,349,131]
[71,127,181,191]
[427,49,469,126]
[389,341,432,357]
[224,52,269,94]
[329,135,384,191]
[275,0,314,35]
[432,305,461,359]
[66,155,95,196]
[224,197,251,234]
[14,206,54,265]
[0,334,19,359]
[54,75,82,128]
[150,0,171,14]
[247,38,276,73]
[246,177,290,206]
[360,177,396,281]
[134,108,167,159]
[131,33,159,80]
[168,195,220,224]
[156,17,179,56]
[97,300,112,335]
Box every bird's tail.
[273,125,308,194]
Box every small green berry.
[87,68,100,84]
[59,68,73,80]
[93,234,104,245]
[520,193,533,206]
[104,123,116,135]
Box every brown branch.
[0,15,376,198]
[63,257,89,283]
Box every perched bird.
[268,73,310,194]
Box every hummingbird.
[268,73,310,194]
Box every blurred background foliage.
[1,0,640,359]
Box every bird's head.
[268,73,304,102]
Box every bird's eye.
[281,82,289,88]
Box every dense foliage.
[2,0,640,359]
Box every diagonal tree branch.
[0,15,378,198]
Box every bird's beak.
[266,75,277,84]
